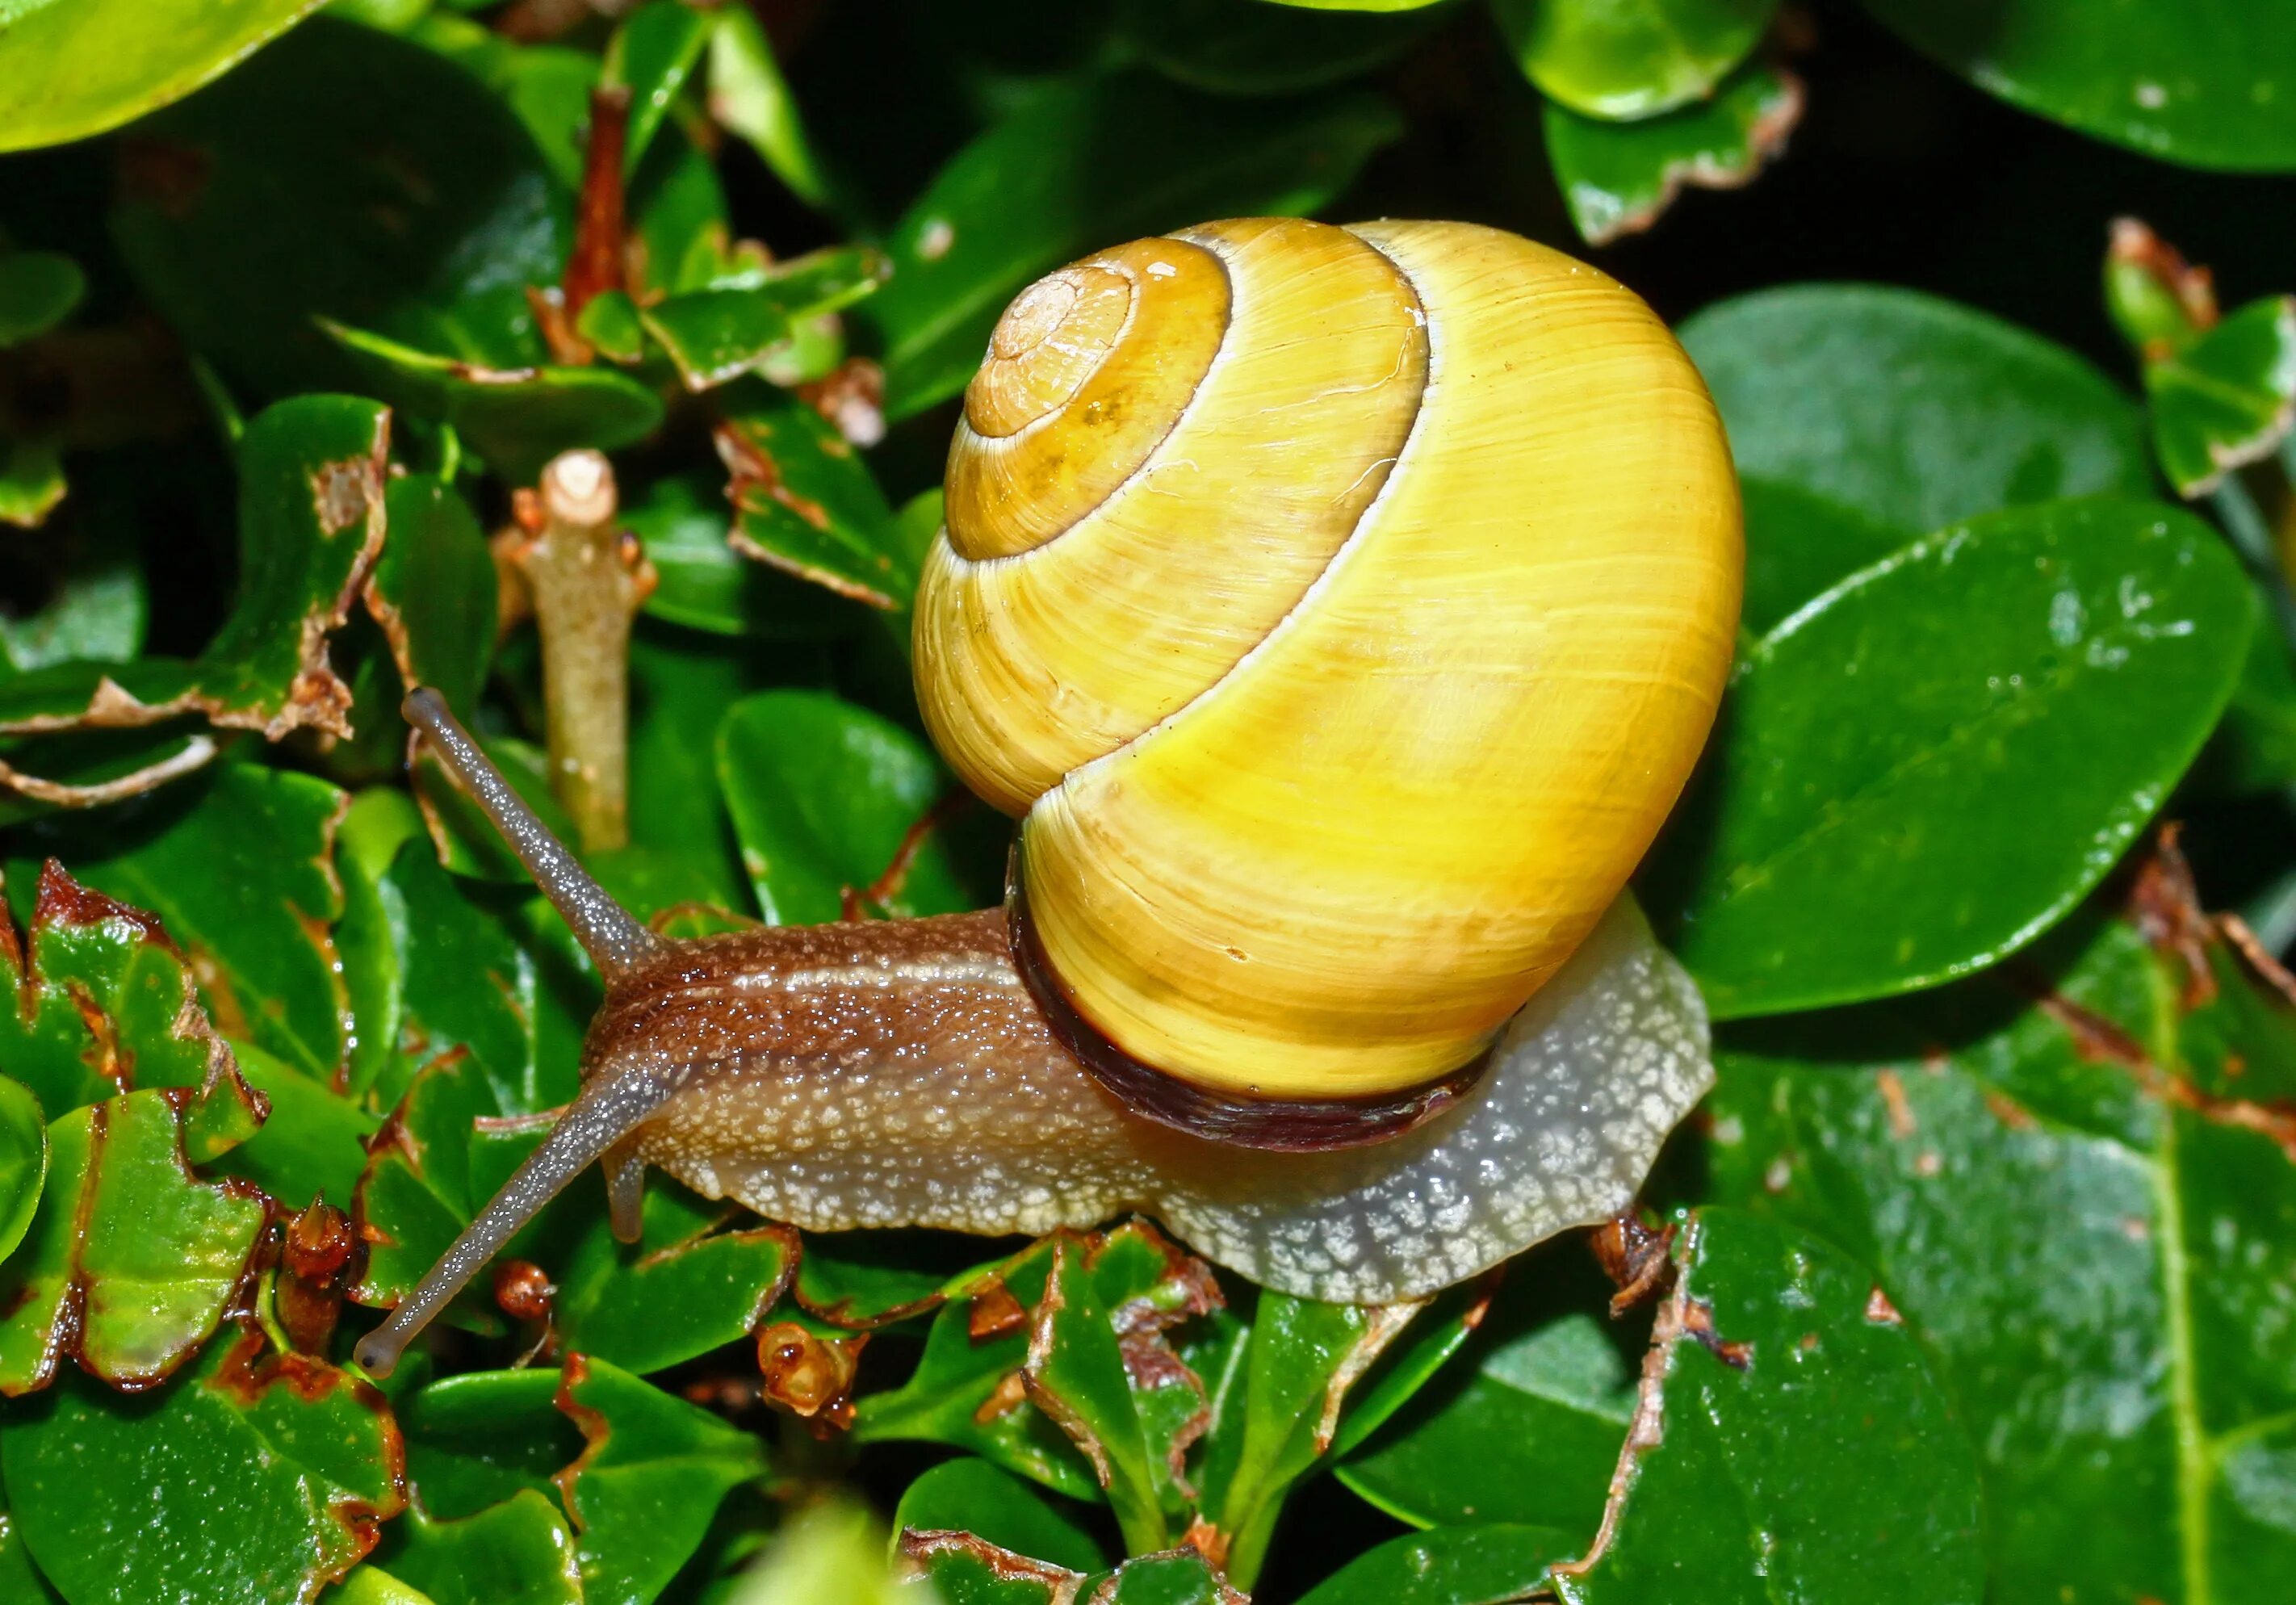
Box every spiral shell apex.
[914,216,1742,1103]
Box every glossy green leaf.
[1654,499,2252,1019]
[1681,285,2153,544]
[1023,1237,1168,1554]
[552,1181,798,1372]
[1864,0,2296,172]
[0,0,328,153]
[0,438,65,530]
[19,764,350,1076]
[2143,295,2296,497]
[706,3,830,207]
[717,385,908,609]
[556,1352,771,1604]
[0,1507,61,1603]
[630,471,858,640]
[603,0,714,175]
[1544,61,1800,245]
[1549,1209,1983,1603]
[717,689,970,925]
[892,1458,1106,1574]
[111,18,567,396]
[0,1078,42,1263]
[386,1490,585,1605]
[643,247,888,392]
[3,1327,406,1603]
[860,71,1403,420]
[0,1092,266,1393]
[0,252,83,347]
[1118,0,1448,96]
[1706,867,2296,1601]
[1293,1524,1579,1605]
[1336,1259,1633,1535]
[211,1036,376,1209]
[353,474,499,756]
[1496,0,1776,120]
[325,321,664,483]
[398,1368,574,1521]
[900,1536,1239,1605]
[1732,476,1909,638]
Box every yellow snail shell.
[915,216,1742,1101]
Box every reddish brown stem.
[563,86,631,318]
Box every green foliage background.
[1,2,2294,1602]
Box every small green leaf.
[1544,62,1800,245]
[0,438,65,530]
[1863,0,2296,172]
[706,2,831,207]
[2,1327,407,1603]
[1496,0,1776,120]
[1655,499,2252,1019]
[1022,1238,1167,1554]
[345,474,499,771]
[602,0,715,175]
[892,1458,1107,1574]
[0,0,328,153]
[1549,1209,1984,1603]
[385,1490,585,1605]
[629,471,860,640]
[555,1352,771,1605]
[717,689,971,925]
[1293,1524,1581,1605]
[2144,295,2296,497]
[576,291,649,364]
[325,322,664,484]
[716,386,909,609]
[552,1182,797,1373]
[0,1077,43,1263]
[0,252,84,347]
[860,71,1403,420]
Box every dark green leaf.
[400,1368,576,1519]
[21,765,350,1077]
[359,474,499,746]
[716,689,970,924]
[0,1507,61,1603]
[552,1181,797,1373]
[112,18,567,396]
[387,1490,585,1605]
[892,1458,1106,1574]
[899,1536,1239,1605]
[1021,1237,1167,1554]
[325,321,664,483]
[0,252,83,347]
[717,385,909,609]
[603,1,714,175]
[1707,855,2296,1599]
[2144,295,2296,497]
[1733,476,1909,638]
[2,1326,405,1603]
[0,0,328,153]
[1655,499,2252,1020]
[0,1077,42,1263]
[1117,0,1448,96]
[1496,0,1775,120]
[1544,62,1800,245]
[211,1036,375,1209]
[859,71,1403,420]
[1863,0,2296,172]
[1681,285,2152,539]
[706,4,830,207]
[1548,1209,1983,1603]
[1293,1524,1580,1605]
[555,1352,771,1605]
[630,471,860,640]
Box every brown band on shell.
[1003,857,1486,1152]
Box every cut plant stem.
[507,450,654,852]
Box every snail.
[354,217,1741,1379]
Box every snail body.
[355,218,1740,1379]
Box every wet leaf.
[1293,1524,1579,1605]
[0,1078,42,1263]
[2144,295,2296,497]
[20,764,350,1077]
[892,1457,1106,1574]
[324,322,664,484]
[716,689,971,925]
[2,1326,406,1603]
[716,385,908,609]
[0,1091,266,1393]
[1544,62,1801,245]
[1496,0,1775,120]
[0,0,327,153]
[603,0,714,176]
[1863,0,2296,172]
[0,252,83,348]
[641,246,889,392]
[551,1181,798,1373]
[629,471,859,640]
[112,18,567,396]
[859,71,1403,420]
[555,1352,771,1605]
[1707,847,2296,1600]
[385,1489,584,1605]
[1547,1209,1983,1603]
[1653,498,2252,1020]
